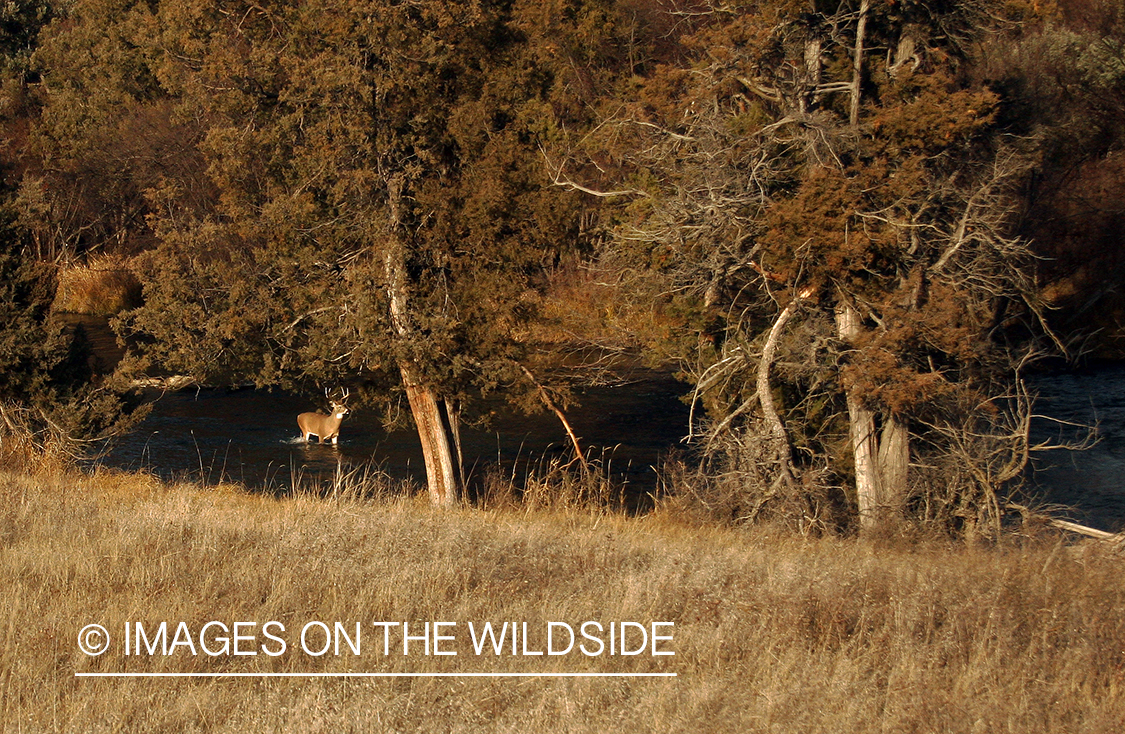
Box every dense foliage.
[3,0,1123,529]
[0,0,141,441]
[557,0,1056,532]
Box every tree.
[0,1,140,443]
[564,0,1048,533]
[109,0,602,504]
[15,0,193,264]
[977,0,1125,357]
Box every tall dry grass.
[52,254,142,316]
[1,459,1123,732]
[0,403,74,477]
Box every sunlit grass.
[52,254,142,316]
[1,460,1123,732]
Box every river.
[98,373,692,501]
[63,315,1125,530]
[1027,363,1125,531]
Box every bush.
[0,401,72,474]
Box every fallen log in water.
[1046,517,1125,545]
[1007,503,1125,547]
[129,375,197,390]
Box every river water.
[1027,363,1125,532]
[66,315,1125,530]
[99,373,692,500]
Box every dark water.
[58,313,126,372]
[59,315,691,495]
[1028,363,1125,532]
[100,375,692,497]
[65,314,1124,527]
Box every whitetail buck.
[298,388,350,444]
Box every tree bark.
[877,413,908,515]
[384,175,461,506]
[756,292,807,488]
[850,0,870,127]
[400,366,459,506]
[802,37,821,114]
[444,397,465,488]
[835,301,906,529]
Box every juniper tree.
[0,0,143,442]
[100,0,609,504]
[561,0,1050,533]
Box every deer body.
[298,390,350,444]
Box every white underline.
[76,672,677,678]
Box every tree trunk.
[384,174,461,506]
[444,397,465,488]
[802,37,821,114]
[877,413,908,513]
[388,323,462,506]
[756,292,807,488]
[400,365,459,507]
[835,301,906,529]
[850,0,869,127]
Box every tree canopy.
[4,0,1121,529]
[557,0,1054,532]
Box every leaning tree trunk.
[386,262,461,507]
[834,301,908,530]
[520,365,589,474]
[384,175,460,506]
[399,363,460,506]
[755,290,810,489]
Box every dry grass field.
[1,450,1124,732]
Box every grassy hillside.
[1,464,1123,732]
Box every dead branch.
[539,148,645,199]
[520,365,590,474]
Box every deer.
[297,388,350,444]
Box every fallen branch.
[1008,503,1125,546]
[1047,518,1125,545]
[520,365,590,474]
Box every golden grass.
[52,254,142,316]
[1,463,1124,732]
[0,404,74,478]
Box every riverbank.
[2,464,1122,732]
[50,310,1125,531]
